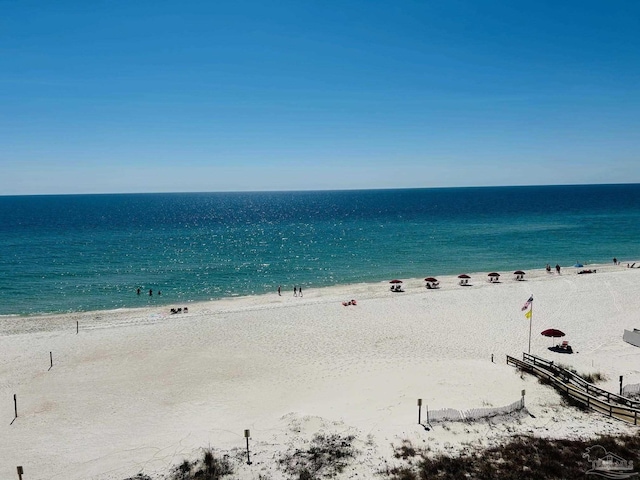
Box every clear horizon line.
[2,182,639,197]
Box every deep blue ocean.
[1,184,639,316]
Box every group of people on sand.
[545,264,561,274]
[169,307,188,314]
[277,285,303,297]
[613,258,637,267]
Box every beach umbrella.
[514,270,526,275]
[389,279,403,284]
[541,328,565,346]
[541,328,565,337]
[458,274,470,279]
[488,272,500,277]
[424,277,438,282]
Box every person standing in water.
[277,285,281,296]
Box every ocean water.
[1,184,639,316]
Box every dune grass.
[384,434,640,480]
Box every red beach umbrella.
[424,277,438,282]
[389,279,403,284]
[541,328,566,346]
[541,329,565,337]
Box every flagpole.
[527,302,533,354]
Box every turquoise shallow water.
[1,184,639,316]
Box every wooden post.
[491,353,494,363]
[620,375,623,396]
[76,321,79,334]
[521,389,525,408]
[17,466,23,480]
[14,394,17,419]
[50,351,53,370]
[244,429,251,465]
[417,399,422,424]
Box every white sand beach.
[2,263,640,479]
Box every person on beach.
[555,264,561,274]
[546,264,551,273]
[294,286,297,297]
[299,286,303,297]
[613,257,617,265]
[277,285,281,296]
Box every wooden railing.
[506,355,640,426]
[522,353,640,409]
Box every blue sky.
[1,0,639,194]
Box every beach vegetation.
[393,439,418,460]
[581,371,607,383]
[278,432,357,479]
[557,364,608,383]
[385,433,640,480]
[168,448,233,480]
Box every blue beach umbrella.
[574,263,584,268]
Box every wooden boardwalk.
[506,353,640,425]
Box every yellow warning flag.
[524,310,532,319]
